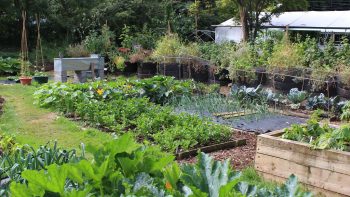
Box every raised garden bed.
[189,65,210,83]
[68,114,247,160]
[176,138,246,160]
[234,68,268,87]
[337,76,350,99]
[137,62,157,78]
[303,79,338,97]
[116,61,138,76]
[158,63,183,79]
[255,129,350,197]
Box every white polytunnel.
[214,11,350,43]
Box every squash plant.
[34,76,194,106]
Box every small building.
[213,11,350,43]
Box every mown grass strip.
[0,84,112,149]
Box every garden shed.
[214,10,350,43]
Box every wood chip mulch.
[178,130,257,170]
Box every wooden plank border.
[176,139,247,160]
[255,131,350,196]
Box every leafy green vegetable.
[181,152,241,197]
[8,133,175,196]
[34,77,230,152]
[283,117,350,151]
[0,141,84,190]
[180,152,311,197]
[287,88,308,104]
[0,57,21,75]
[5,134,311,196]
[341,101,350,121]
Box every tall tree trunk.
[239,6,249,42]
[252,11,260,43]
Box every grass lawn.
[0,84,113,150]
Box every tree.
[219,0,308,42]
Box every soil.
[178,130,257,170]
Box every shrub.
[268,35,303,73]
[66,44,90,57]
[228,43,257,83]
[83,24,114,55]
[198,42,236,70]
[0,57,21,75]
[152,34,183,63]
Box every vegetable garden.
[0,73,318,196]
[3,3,350,195]
[0,76,315,196]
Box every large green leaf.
[10,182,44,197]
[181,152,241,197]
[163,163,181,189]
[21,164,68,195]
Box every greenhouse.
[215,10,350,43]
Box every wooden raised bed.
[176,139,246,160]
[255,130,350,197]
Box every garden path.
[0,84,112,149]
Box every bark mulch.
[178,130,257,170]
